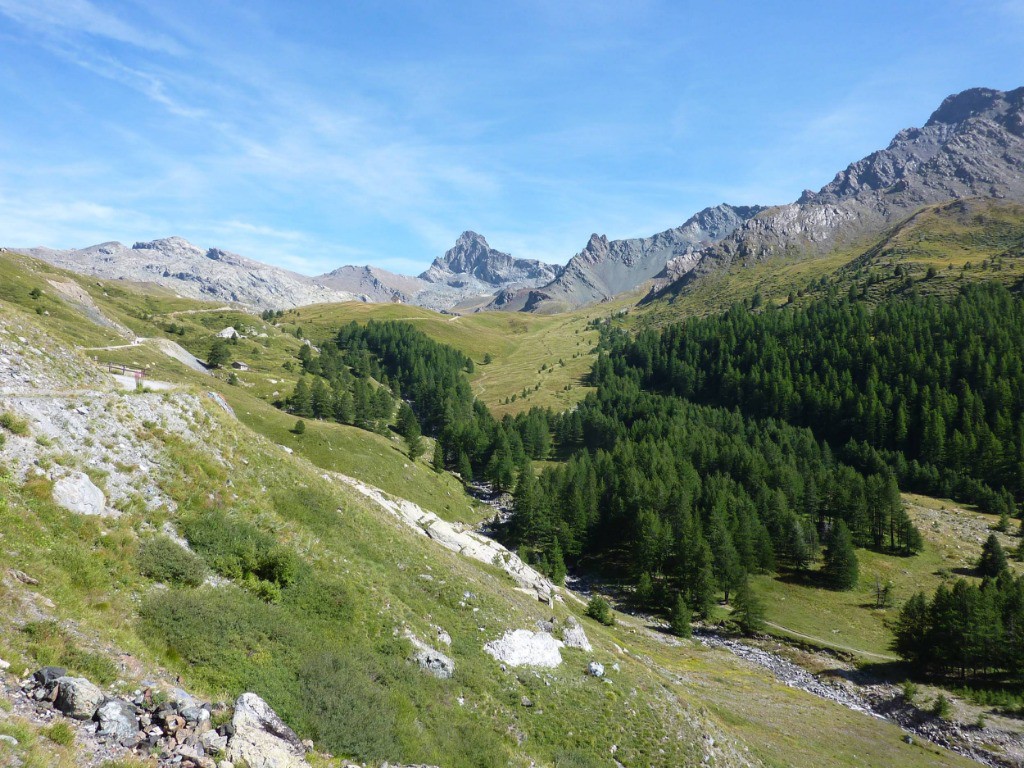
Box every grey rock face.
[507,204,762,312]
[658,86,1024,293]
[95,699,140,745]
[316,264,423,303]
[24,236,359,311]
[52,471,108,517]
[226,692,307,768]
[54,676,104,720]
[561,617,592,651]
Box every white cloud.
[0,0,184,54]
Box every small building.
[216,326,238,339]
[231,361,250,371]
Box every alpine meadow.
[2,3,1024,768]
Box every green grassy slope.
[0,253,981,768]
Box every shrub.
[180,510,302,593]
[137,536,207,587]
[0,412,29,435]
[586,595,615,626]
[931,693,953,719]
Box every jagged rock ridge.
[655,86,1024,294]
[494,204,762,312]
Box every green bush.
[931,693,953,719]
[180,510,302,593]
[0,412,28,435]
[586,595,615,626]
[138,536,207,587]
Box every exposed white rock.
[226,692,307,768]
[336,474,554,601]
[561,616,592,651]
[52,471,108,516]
[587,661,605,677]
[484,630,563,668]
[405,632,455,679]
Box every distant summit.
[23,237,358,310]
[492,204,762,312]
[419,231,560,287]
[652,85,1024,297]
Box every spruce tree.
[823,520,858,590]
[289,378,313,418]
[978,533,1008,577]
[207,338,231,369]
[732,577,765,635]
[669,593,692,638]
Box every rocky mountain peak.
[925,86,1024,131]
[419,231,559,289]
[652,85,1024,301]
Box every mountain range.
[16,86,1024,313]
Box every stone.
[0,658,9,671]
[405,632,455,679]
[0,734,18,747]
[587,662,605,677]
[54,676,104,719]
[226,692,306,768]
[484,630,563,668]
[561,617,592,651]
[33,666,66,687]
[95,698,139,745]
[200,729,229,755]
[52,471,108,516]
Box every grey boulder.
[95,699,139,745]
[52,472,109,516]
[54,676,104,719]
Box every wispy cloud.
[0,0,184,54]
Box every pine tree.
[978,533,1008,578]
[289,378,313,418]
[732,577,765,635]
[823,520,858,590]
[669,593,692,638]
[207,338,231,369]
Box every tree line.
[601,283,1024,516]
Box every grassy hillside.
[0,249,984,768]
[283,300,608,416]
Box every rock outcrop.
[226,692,307,768]
[484,630,564,668]
[23,237,359,310]
[654,86,1024,296]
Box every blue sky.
[0,1,1022,275]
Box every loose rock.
[54,676,104,719]
[226,692,307,768]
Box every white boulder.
[52,472,109,517]
[484,630,563,668]
[226,692,307,768]
[561,617,592,651]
